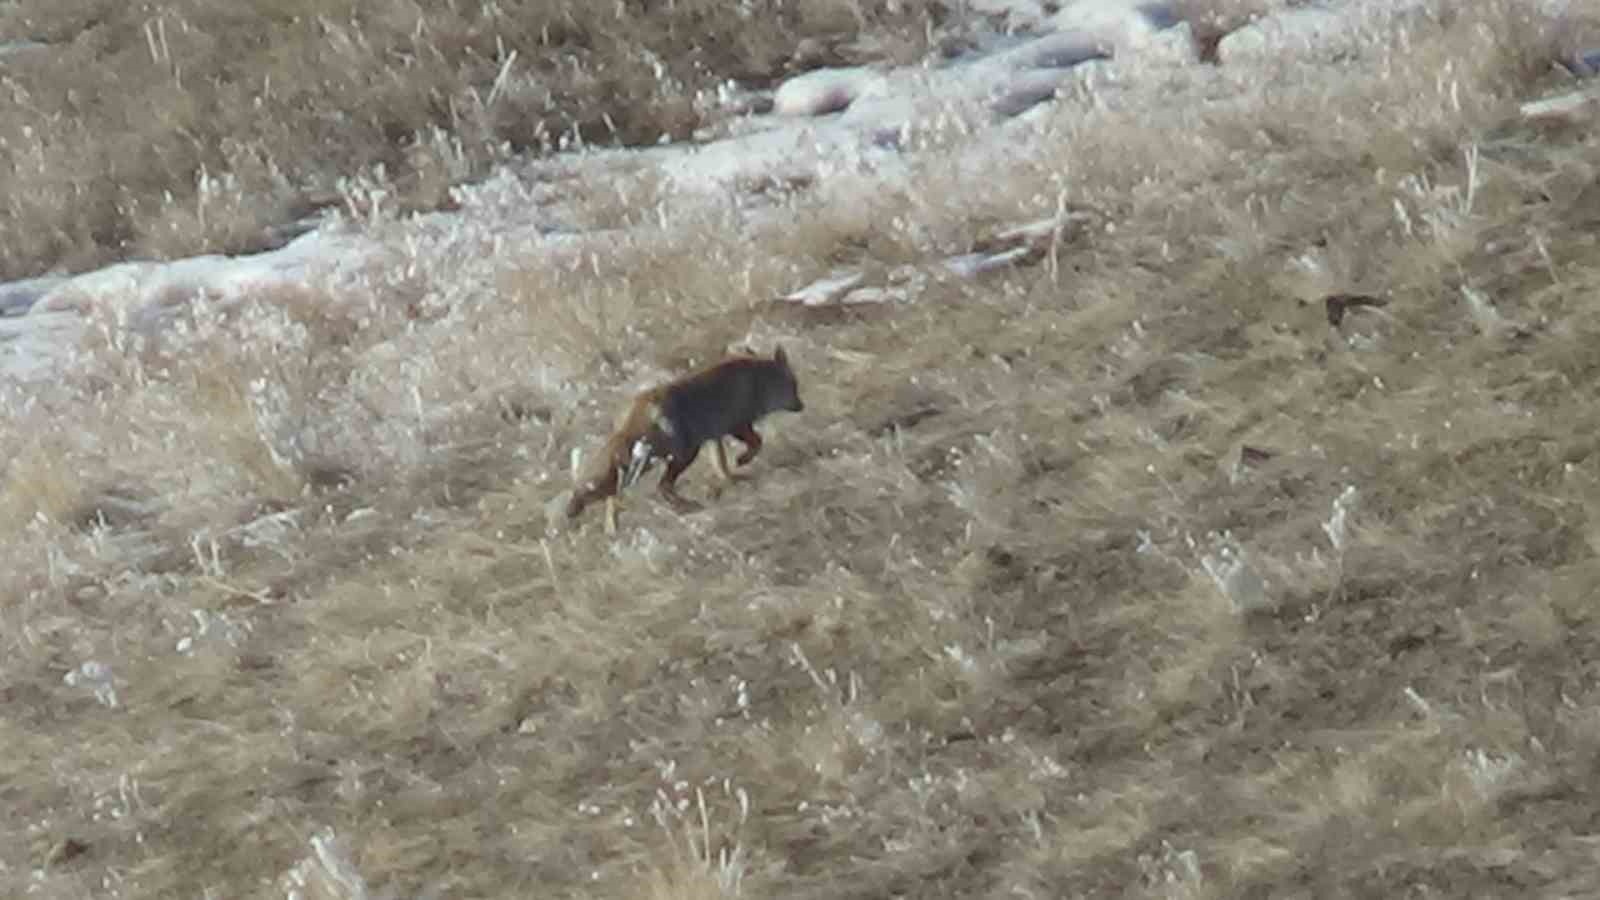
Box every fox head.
[768,345,804,413]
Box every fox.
[566,346,805,533]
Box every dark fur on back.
[566,346,803,528]
[653,355,802,458]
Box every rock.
[1215,0,1434,65]
[944,246,1037,278]
[1202,545,1274,613]
[0,275,68,317]
[969,0,1053,31]
[0,311,86,383]
[1566,47,1600,77]
[0,39,48,60]
[782,270,866,306]
[33,257,230,319]
[1216,7,1347,64]
[768,264,922,326]
[29,229,388,325]
[1134,1,1183,30]
[1548,10,1600,76]
[772,67,886,117]
[1048,0,1174,50]
[1145,21,1200,67]
[998,30,1112,70]
[839,62,997,130]
[975,213,1096,255]
[943,212,1096,276]
[990,69,1072,117]
[990,1,1187,71]
[31,262,161,317]
[778,264,923,308]
[836,286,904,305]
[1520,86,1599,121]
[236,216,324,256]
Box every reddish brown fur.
[566,346,804,532]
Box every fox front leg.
[730,424,763,466]
[711,439,747,483]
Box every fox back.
[649,351,803,458]
[566,346,803,529]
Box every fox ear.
[773,345,788,366]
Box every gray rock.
[1000,30,1112,70]
[1216,0,1434,65]
[772,67,886,117]
[1217,8,1347,63]
[1520,86,1599,121]
[1135,2,1183,31]
[0,275,67,317]
[0,311,85,383]
[0,39,47,60]
[1047,0,1170,50]
[1567,47,1600,77]
[783,270,865,306]
[990,70,1071,117]
[944,246,1036,278]
[969,0,1052,32]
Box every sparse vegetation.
[5,0,1600,897]
[0,0,946,281]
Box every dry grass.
[6,0,1600,897]
[0,0,947,282]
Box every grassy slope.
[5,1,1600,897]
[0,0,942,281]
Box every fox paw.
[662,494,703,514]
